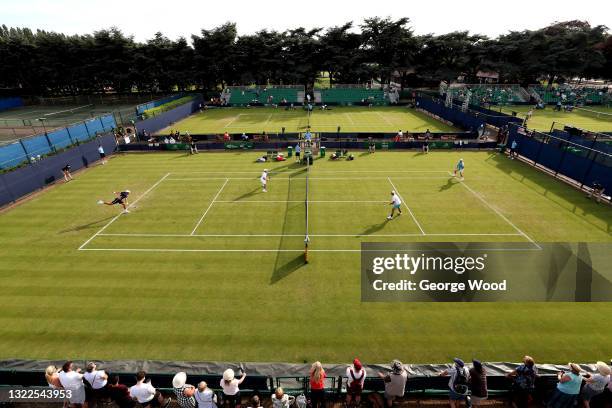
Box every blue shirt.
[457,161,464,170]
[556,372,581,395]
[305,132,312,141]
[295,145,301,153]
[511,140,517,149]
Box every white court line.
[78,173,170,250]
[168,170,450,174]
[263,114,272,126]
[80,247,541,253]
[98,233,522,238]
[223,116,240,128]
[344,113,355,125]
[450,172,541,249]
[44,104,92,117]
[190,178,229,235]
[387,177,426,235]
[213,200,388,203]
[375,111,393,126]
[165,177,450,181]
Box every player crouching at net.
[453,159,465,180]
[261,169,269,193]
[387,191,402,220]
[98,190,131,213]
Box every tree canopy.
[0,19,609,95]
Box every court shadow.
[171,153,191,159]
[357,220,389,237]
[270,161,306,173]
[58,215,115,233]
[270,254,306,284]
[233,187,261,201]
[439,177,456,192]
[359,152,371,157]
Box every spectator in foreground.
[248,395,262,408]
[309,361,326,408]
[129,370,170,408]
[377,359,408,407]
[84,361,109,406]
[221,368,246,408]
[439,358,470,408]
[272,387,294,408]
[507,355,538,408]
[580,361,610,408]
[469,360,488,405]
[346,358,366,407]
[107,376,136,408]
[547,363,582,408]
[195,381,217,408]
[58,361,86,408]
[45,365,62,389]
[172,372,196,408]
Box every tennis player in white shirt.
[387,191,402,220]
[261,169,269,192]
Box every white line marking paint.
[78,173,170,250]
[190,178,229,235]
[387,177,426,235]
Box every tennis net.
[304,155,310,263]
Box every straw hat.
[596,361,611,376]
[173,372,187,388]
[223,369,235,382]
[569,363,581,374]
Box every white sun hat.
[173,372,187,388]
[223,368,235,382]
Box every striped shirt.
[174,386,196,408]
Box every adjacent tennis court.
[498,105,612,132]
[156,106,459,134]
[0,104,136,142]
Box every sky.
[1,0,611,42]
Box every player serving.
[453,158,465,180]
[387,191,402,220]
[98,190,131,213]
[260,169,269,192]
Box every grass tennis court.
[157,106,459,134]
[0,104,137,142]
[498,105,612,133]
[0,151,610,364]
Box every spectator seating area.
[226,87,302,106]
[528,85,611,105]
[450,84,527,106]
[320,87,387,105]
[0,363,603,406]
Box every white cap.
[125,190,131,193]
[391,190,396,194]
[264,169,268,172]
